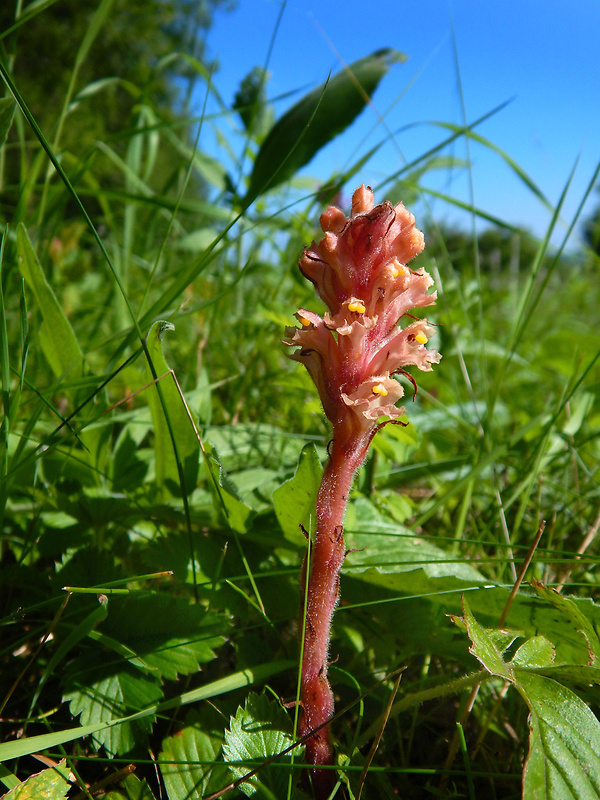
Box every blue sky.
[204,0,600,246]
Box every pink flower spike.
[287,186,440,796]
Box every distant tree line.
[0,0,234,216]
[0,0,234,133]
[424,222,548,273]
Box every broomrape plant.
[285,185,441,795]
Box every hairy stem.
[299,433,368,797]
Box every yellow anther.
[372,383,388,396]
[385,260,406,279]
[415,332,428,345]
[347,300,366,314]
[297,314,311,327]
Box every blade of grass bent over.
[0,661,294,763]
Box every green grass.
[1,6,600,800]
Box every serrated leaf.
[222,693,303,798]
[458,597,513,680]
[244,48,406,204]
[273,443,322,544]
[17,223,83,379]
[145,321,199,496]
[4,759,70,800]
[533,582,600,664]
[159,708,228,800]
[63,656,163,755]
[203,441,255,533]
[100,595,226,680]
[1,661,293,763]
[516,671,600,799]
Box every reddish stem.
[298,432,369,797]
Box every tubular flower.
[285,185,440,796]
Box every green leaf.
[234,66,273,140]
[145,321,199,496]
[3,759,70,800]
[203,441,255,533]
[222,693,303,798]
[29,595,109,715]
[511,636,555,669]
[103,774,156,800]
[244,48,406,204]
[0,764,19,793]
[439,123,552,209]
[346,563,600,667]
[16,223,83,379]
[159,708,227,800]
[370,416,418,463]
[516,672,600,800]
[0,98,16,150]
[100,595,226,680]
[63,656,163,755]
[0,661,294,763]
[226,466,280,507]
[532,665,600,686]
[344,497,484,581]
[533,582,600,663]
[457,597,513,680]
[110,424,150,491]
[561,391,594,437]
[273,442,322,545]
[174,228,220,252]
